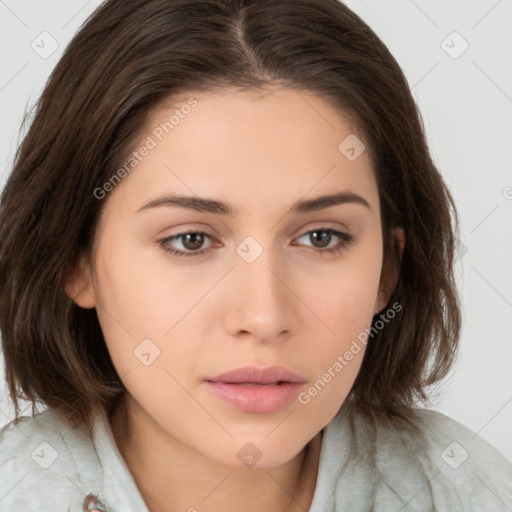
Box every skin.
[65,85,404,512]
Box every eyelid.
[157,225,355,258]
[158,229,218,251]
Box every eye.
[294,227,356,256]
[158,231,215,258]
[157,227,356,258]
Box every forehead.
[104,86,378,218]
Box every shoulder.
[413,407,511,465]
[411,408,512,507]
[0,408,102,510]
[411,408,512,476]
[319,407,512,511]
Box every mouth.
[205,365,306,385]
[204,365,306,413]
[234,382,285,386]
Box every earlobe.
[62,255,96,309]
[373,290,387,315]
[394,226,405,261]
[373,226,406,315]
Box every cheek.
[309,284,375,385]
[295,253,381,411]
[93,235,186,331]
[296,289,374,423]
[91,234,213,380]
[305,251,382,340]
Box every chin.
[201,433,313,471]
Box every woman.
[0,1,511,510]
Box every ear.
[62,254,97,309]
[373,226,405,315]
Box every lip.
[204,365,306,413]
[207,365,306,385]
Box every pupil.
[311,230,330,248]
[183,233,204,250]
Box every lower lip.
[204,381,304,413]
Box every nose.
[223,245,299,342]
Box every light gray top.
[0,406,511,511]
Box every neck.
[109,394,323,512]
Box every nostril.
[83,494,107,512]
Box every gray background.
[0,0,511,462]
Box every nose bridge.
[237,236,285,308]
[225,235,296,339]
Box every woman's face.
[69,86,393,469]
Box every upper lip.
[206,365,306,384]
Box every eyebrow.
[137,190,372,216]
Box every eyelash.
[157,227,356,258]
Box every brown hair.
[0,0,461,437]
